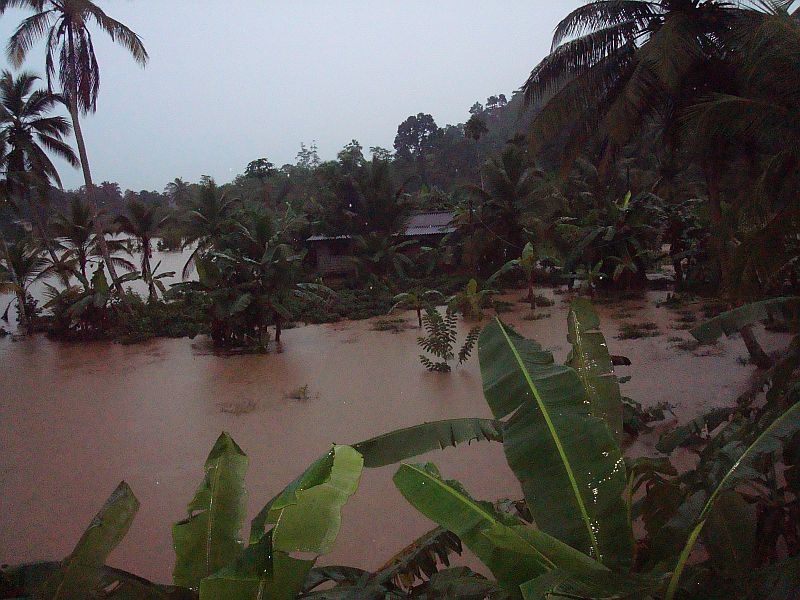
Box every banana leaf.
[202,445,363,600]
[370,526,462,590]
[743,555,800,600]
[412,566,505,600]
[271,444,362,554]
[352,418,503,468]
[702,491,755,578]
[35,482,140,600]
[1,561,193,600]
[393,462,605,594]
[173,433,248,590]
[478,318,633,568]
[566,298,624,439]
[520,568,665,600]
[301,527,465,598]
[656,406,736,453]
[665,400,800,600]
[690,297,800,343]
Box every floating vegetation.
[372,317,408,333]
[218,398,259,415]
[518,293,554,307]
[618,321,661,339]
[492,300,515,313]
[522,311,551,321]
[669,338,702,352]
[285,384,316,401]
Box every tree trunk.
[1,239,29,334]
[274,313,282,344]
[417,307,422,328]
[740,324,773,369]
[704,161,725,288]
[528,277,536,310]
[142,237,156,302]
[65,58,127,302]
[29,201,67,285]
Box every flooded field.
[0,286,790,583]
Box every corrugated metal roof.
[307,211,455,242]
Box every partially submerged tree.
[115,200,170,302]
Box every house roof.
[307,211,455,242]
[405,211,456,236]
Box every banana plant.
[566,298,624,440]
[34,481,140,600]
[664,400,800,600]
[171,435,364,600]
[575,260,604,298]
[478,317,633,568]
[487,241,539,309]
[690,297,800,369]
[447,278,496,321]
[389,289,444,327]
[393,310,800,599]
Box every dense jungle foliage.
[2,1,798,350]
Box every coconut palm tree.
[164,177,192,208]
[352,157,411,235]
[49,195,132,281]
[2,0,149,299]
[350,233,417,283]
[0,70,76,281]
[181,178,239,279]
[522,0,746,182]
[0,234,47,333]
[465,143,546,266]
[682,2,800,212]
[114,199,169,302]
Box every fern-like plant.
[417,308,480,373]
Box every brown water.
[0,289,789,583]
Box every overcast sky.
[0,1,583,192]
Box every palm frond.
[552,1,659,49]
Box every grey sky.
[0,1,583,192]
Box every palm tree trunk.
[417,307,422,328]
[274,313,282,344]
[67,97,127,302]
[30,207,59,270]
[27,194,69,286]
[704,160,725,288]
[142,238,156,302]
[1,238,29,333]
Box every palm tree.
[522,0,746,185]
[115,199,168,302]
[0,70,76,281]
[465,144,545,265]
[181,178,239,279]
[164,177,192,208]
[464,114,488,186]
[2,0,149,298]
[0,234,46,333]
[49,195,132,280]
[682,2,800,212]
[352,157,411,235]
[350,233,416,284]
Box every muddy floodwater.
[0,288,790,583]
